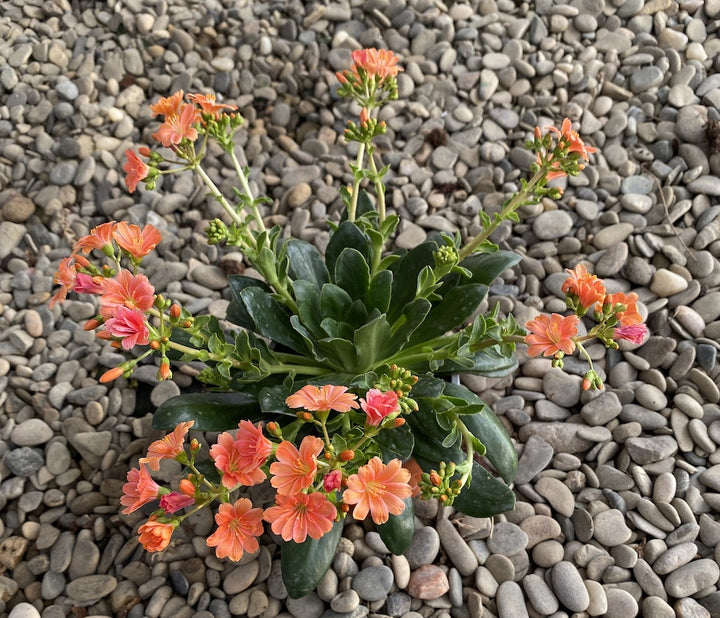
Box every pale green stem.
[459,167,546,261]
[229,149,266,233]
[367,148,386,223]
[455,418,475,489]
[348,142,366,222]
[194,164,244,228]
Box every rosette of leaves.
[154,192,520,595]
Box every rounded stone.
[407,565,449,600]
[10,419,54,447]
[533,210,573,240]
[351,565,393,602]
[551,561,589,612]
[593,509,632,546]
[604,587,639,618]
[664,559,720,597]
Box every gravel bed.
[2,0,720,617]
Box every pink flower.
[614,324,648,345]
[120,464,161,514]
[360,389,399,426]
[103,306,149,350]
[73,273,103,295]
[323,469,342,493]
[159,492,195,514]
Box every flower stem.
[194,164,244,228]
[459,167,546,261]
[230,149,266,234]
[348,142,366,222]
[367,146,386,223]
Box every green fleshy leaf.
[225,276,273,330]
[240,287,308,354]
[354,314,393,372]
[292,280,324,338]
[334,248,371,301]
[376,422,415,462]
[386,298,432,357]
[376,496,414,555]
[152,392,262,431]
[367,270,393,313]
[286,239,330,290]
[281,520,344,599]
[440,382,517,483]
[407,283,488,345]
[441,250,521,291]
[320,284,354,324]
[437,349,518,377]
[451,460,516,517]
[325,221,371,277]
[387,241,438,322]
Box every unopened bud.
[340,450,355,462]
[150,340,160,350]
[439,494,448,502]
[159,360,171,380]
[190,439,200,452]
[534,126,542,139]
[302,412,313,422]
[100,367,124,383]
[178,479,195,496]
[430,471,442,487]
[84,318,100,331]
[182,319,192,328]
[582,377,592,391]
[340,503,350,513]
[324,452,332,461]
[170,304,181,319]
[394,418,405,428]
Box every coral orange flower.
[113,222,162,260]
[210,431,268,489]
[74,221,117,255]
[270,436,324,495]
[120,464,161,514]
[402,458,423,498]
[159,492,195,514]
[235,421,273,470]
[49,255,78,308]
[206,499,264,561]
[285,384,359,413]
[100,270,155,318]
[103,306,149,350]
[614,324,648,345]
[188,92,238,117]
[604,292,643,327]
[548,118,597,161]
[351,48,403,80]
[149,90,184,117]
[123,149,149,193]
[343,457,412,525]
[537,152,566,181]
[138,515,177,552]
[141,421,194,471]
[524,313,580,358]
[152,103,200,147]
[360,389,399,426]
[562,264,606,311]
[264,492,337,544]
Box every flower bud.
[159,360,171,380]
[340,450,355,462]
[83,318,101,331]
[100,367,124,383]
[394,418,405,428]
[170,304,181,319]
[150,340,160,350]
[429,471,442,487]
[178,478,195,496]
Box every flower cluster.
[122,385,414,559]
[524,264,648,389]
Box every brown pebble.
[406,565,449,599]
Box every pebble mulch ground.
[2,0,720,617]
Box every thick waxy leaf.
[387,241,438,322]
[226,276,274,330]
[282,520,344,599]
[240,287,308,354]
[440,381,517,483]
[376,497,414,555]
[320,284,354,324]
[407,283,488,345]
[335,248,371,301]
[293,280,324,338]
[317,337,357,372]
[437,349,518,377]
[376,422,415,462]
[386,298,432,357]
[325,221,371,277]
[286,239,330,290]
[451,460,516,517]
[354,314,393,372]
[407,407,463,464]
[152,392,262,431]
[440,250,522,292]
[367,270,393,313]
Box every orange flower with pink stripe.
[285,384,359,413]
[270,435,324,495]
[562,264,606,311]
[207,498,264,561]
[524,314,580,358]
[138,515,177,552]
[264,492,337,543]
[343,457,412,525]
[120,464,161,514]
[100,269,155,318]
[113,222,162,260]
[141,421,194,471]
